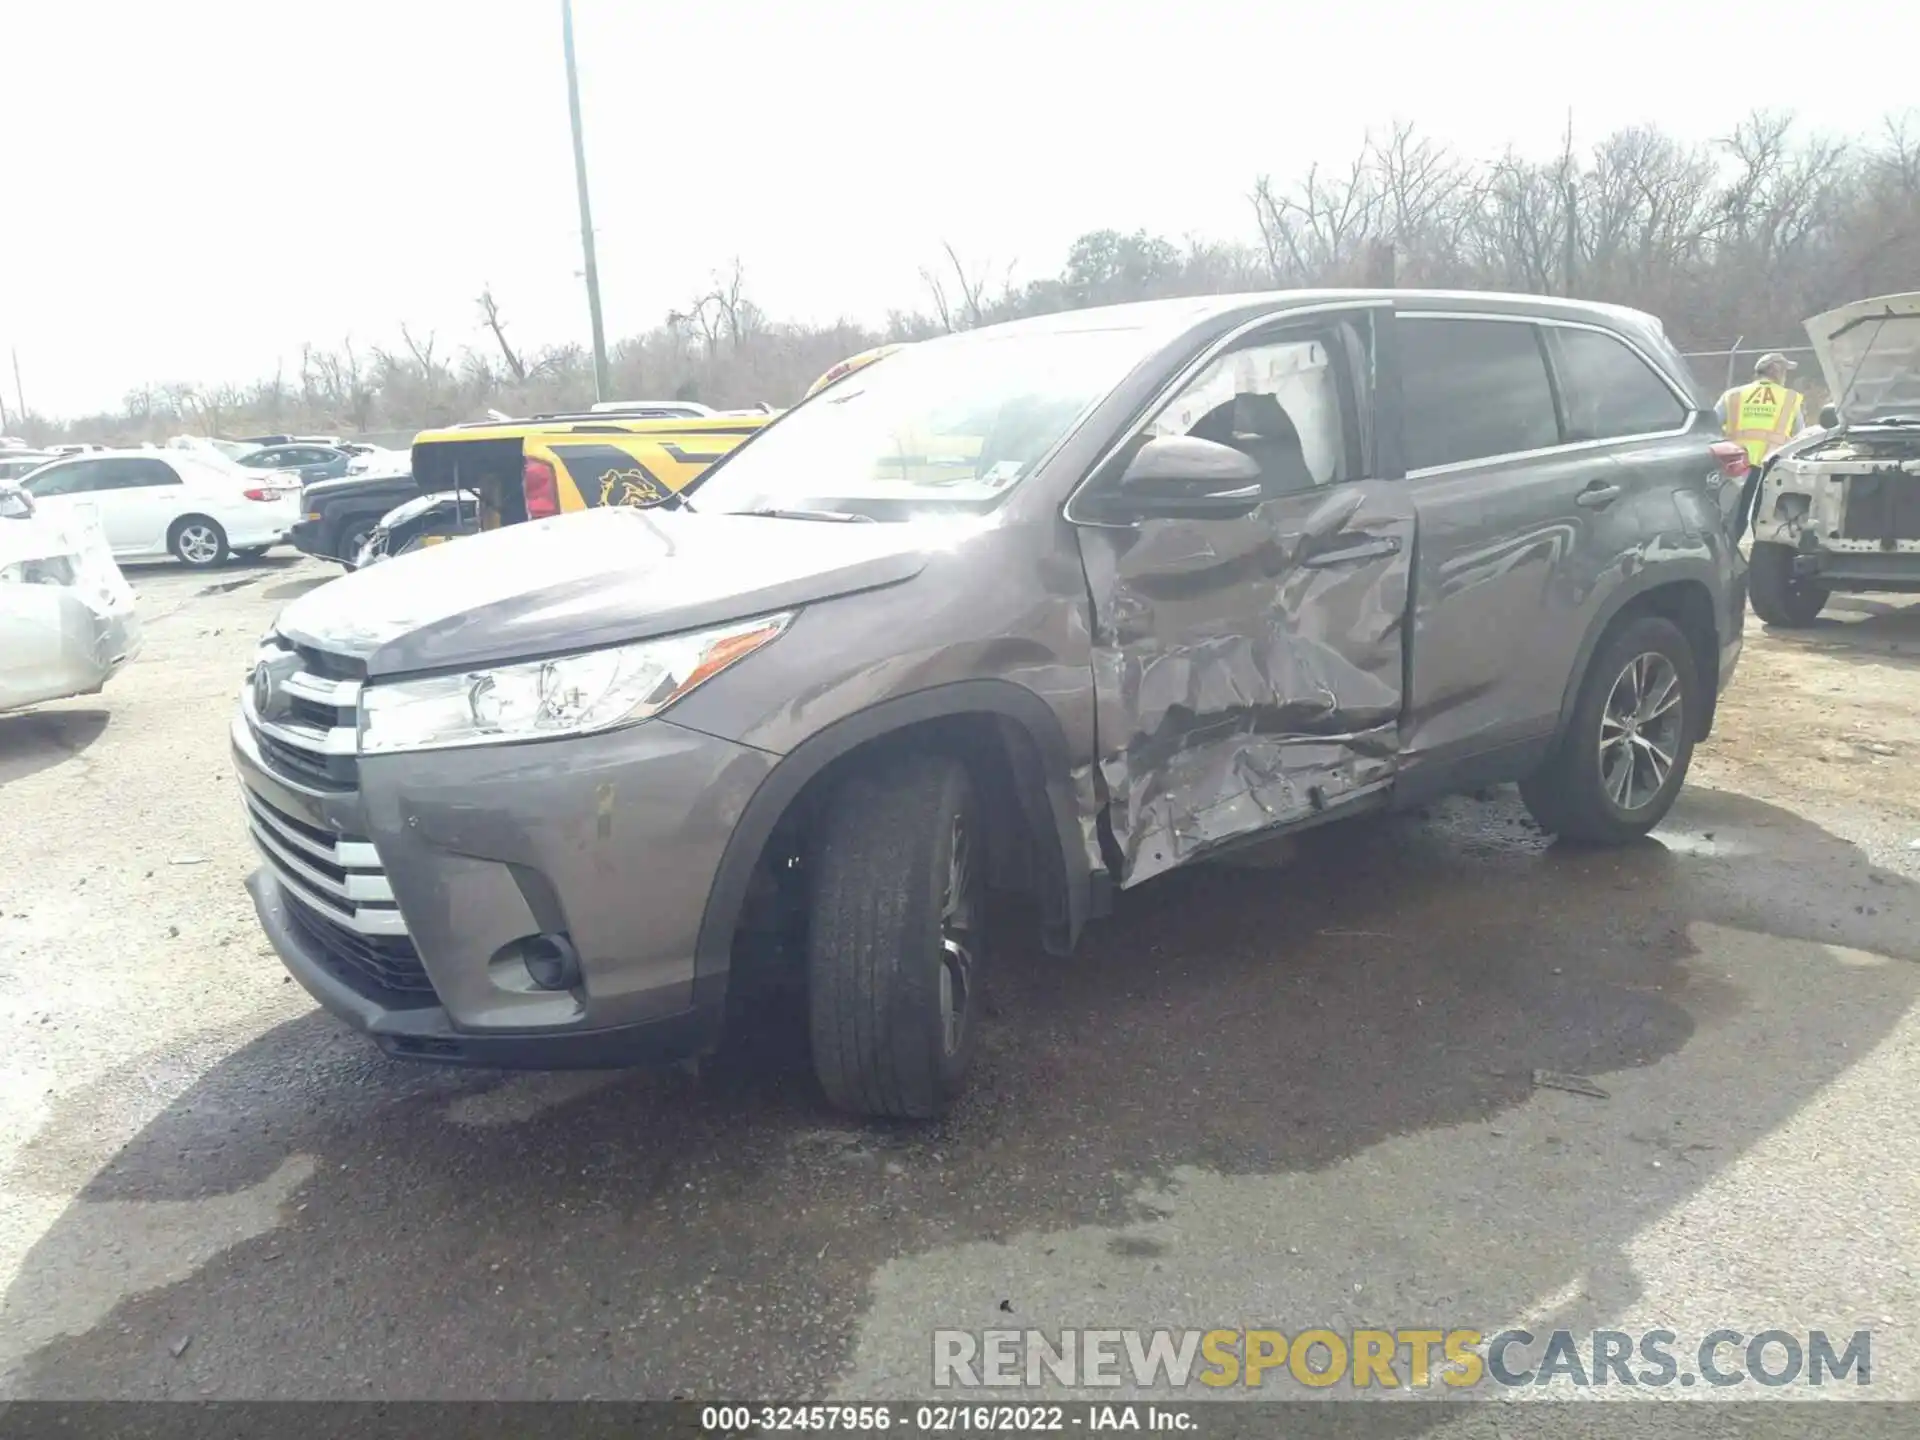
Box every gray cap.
[1755,352,1798,375]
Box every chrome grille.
[243,643,361,791]
[243,788,406,937]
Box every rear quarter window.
[1549,326,1688,441]
[1398,316,1560,470]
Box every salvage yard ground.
[3,555,1920,1410]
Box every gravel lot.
[4,553,1920,1412]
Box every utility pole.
[561,0,611,402]
[10,348,24,425]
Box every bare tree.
[477,287,527,383]
[920,241,993,332]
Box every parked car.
[344,446,409,476]
[288,455,419,569]
[238,433,344,447]
[354,490,480,567]
[239,443,353,484]
[2,492,142,712]
[233,290,1746,1118]
[1747,292,1920,625]
[166,435,264,464]
[21,449,300,567]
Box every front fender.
[692,680,1095,985]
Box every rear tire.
[169,516,229,568]
[1520,615,1700,845]
[1748,540,1828,626]
[807,754,984,1119]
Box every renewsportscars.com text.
[932,1327,1872,1391]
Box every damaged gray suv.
[233,290,1747,1118]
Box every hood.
[1805,292,1920,424]
[273,505,937,677]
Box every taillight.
[1710,442,1750,480]
[242,487,272,501]
[522,457,560,519]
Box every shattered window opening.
[1145,332,1354,497]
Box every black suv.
[288,459,420,568]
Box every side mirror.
[1819,403,1840,429]
[1084,435,1264,522]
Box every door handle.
[1576,483,1622,509]
[1301,535,1402,569]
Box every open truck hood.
[273,504,933,678]
[1806,292,1920,425]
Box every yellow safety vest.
[1721,381,1804,466]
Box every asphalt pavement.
[3,555,1918,1417]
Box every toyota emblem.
[252,661,275,714]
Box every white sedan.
[18,450,302,567]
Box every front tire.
[1521,615,1700,844]
[1748,540,1828,626]
[169,516,229,568]
[807,754,983,1119]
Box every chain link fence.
[1680,343,1821,395]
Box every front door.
[1072,307,1415,886]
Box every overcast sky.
[4,0,1917,419]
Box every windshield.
[690,325,1155,518]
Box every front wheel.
[1748,540,1828,627]
[169,516,229,568]
[1521,615,1701,844]
[807,754,984,1119]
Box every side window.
[1145,328,1358,496]
[27,461,96,496]
[123,458,182,487]
[1550,326,1688,441]
[1399,317,1559,470]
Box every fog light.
[512,933,582,991]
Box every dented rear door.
[1074,306,1413,885]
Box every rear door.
[107,457,191,554]
[1071,304,1415,885]
[1393,311,1605,769]
[1542,321,1715,533]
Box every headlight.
[357,611,793,755]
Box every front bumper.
[232,711,779,1065]
[288,519,335,561]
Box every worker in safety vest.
[1717,353,1807,469]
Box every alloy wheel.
[1598,651,1684,813]
[177,524,221,565]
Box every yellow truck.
[409,346,906,530]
